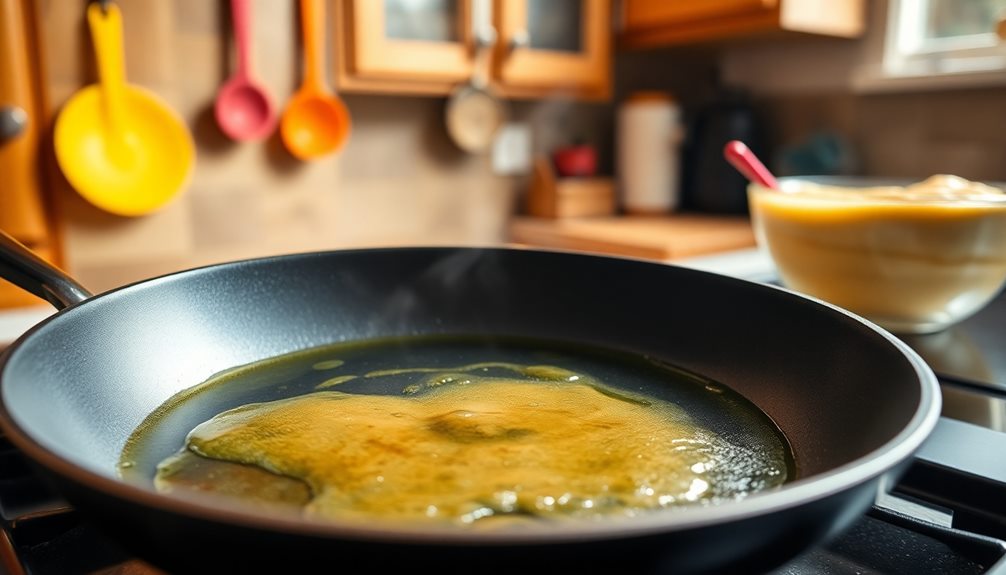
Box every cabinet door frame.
[338,0,474,92]
[494,0,611,100]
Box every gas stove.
[0,258,1005,574]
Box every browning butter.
[121,338,792,527]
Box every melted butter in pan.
[153,365,790,527]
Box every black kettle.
[682,90,765,214]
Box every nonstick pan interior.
[0,247,940,572]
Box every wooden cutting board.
[508,213,756,261]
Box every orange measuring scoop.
[280,0,350,160]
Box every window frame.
[883,0,1006,77]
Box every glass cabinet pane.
[924,0,1006,39]
[384,0,459,42]
[528,0,583,52]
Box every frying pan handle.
[0,228,92,310]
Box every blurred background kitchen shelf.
[3,0,1006,307]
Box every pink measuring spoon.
[724,140,779,190]
[214,0,277,141]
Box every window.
[884,0,1006,77]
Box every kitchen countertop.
[669,245,777,282]
[0,304,53,347]
[509,214,758,261]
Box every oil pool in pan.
[119,336,795,527]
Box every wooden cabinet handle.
[509,29,530,51]
[0,104,26,141]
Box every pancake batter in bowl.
[749,175,1006,334]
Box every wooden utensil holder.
[526,156,616,219]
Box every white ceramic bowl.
[748,175,1006,334]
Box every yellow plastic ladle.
[54,2,194,217]
[280,0,351,160]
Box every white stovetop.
[0,305,55,347]
[0,247,778,347]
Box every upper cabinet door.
[623,0,777,30]
[344,0,473,84]
[494,0,611,99]
[619,0,864,49]
[336,0,613,100]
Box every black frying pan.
[0,230,940,574]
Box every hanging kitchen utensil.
[280,0,351,160]
[724,140,779,190]
[215,0,277,141]
[53,1,194,217]
[445,0,506,154]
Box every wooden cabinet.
[619,0,865,50]
[495,0,610,99]
[0,0,62,308]
[336,0,611,100]
[341,0,475,89]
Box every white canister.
[617,92,683,214]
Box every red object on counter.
[552,145,597,178]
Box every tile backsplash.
[754,88,1006,183]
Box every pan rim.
[0,246,942,545]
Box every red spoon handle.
[231,0,252,78]
[724,140,779,190]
